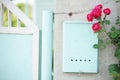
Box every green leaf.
[116,16,120,25]
[93,44,98,49]
[100,21,104,25]
[107,32,111,37]
[109,64,120,73]
[111,32,118,38]
[116,22,120,25]
[115,47,120,60]
[111,27,116,31]
[108,64,120,77]
[115,30,120,35]
[116,19,120,24]
[98,39,106,49]
[98,39,104,44]
[104,20,110,25]
[116,0,120,3]
[117,42,120,47]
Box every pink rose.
[95,4,103,9]
[92,22,101,32]
[87,13,94,22]
[103,8,111,15]
[91,7,102,19]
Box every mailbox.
[63,21,98,73]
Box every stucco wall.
[54,0,120,80]
[34,0,54,29]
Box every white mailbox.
[63,21,98,73]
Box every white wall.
[54,0,120,80]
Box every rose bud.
[103,8,111,15]
[87,13,94,22]
[92,22,101,32]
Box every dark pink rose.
[95,4,103,9]
[103,8,111,15]
[91,7,102,19]
[92,22,101,32]
[87,13,94,22]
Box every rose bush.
[87,4,120,80]
[87,4,112,49]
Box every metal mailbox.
[63,21,98,73]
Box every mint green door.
[0,34,32,80]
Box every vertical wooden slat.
[8,10,12,27]
[17,18,20,27]
[25,0,29,16]
[0,3,4,27]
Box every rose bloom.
[95,4,103,9]
[87,13,93,22]
[91,7,102,19]
[103,8,111,15]
[92,22,101,32]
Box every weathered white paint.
[0,3,4,26]
[17,18,21,27]
[8,10,12,27]
[0,27,33,34]
[32,29,39,80]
